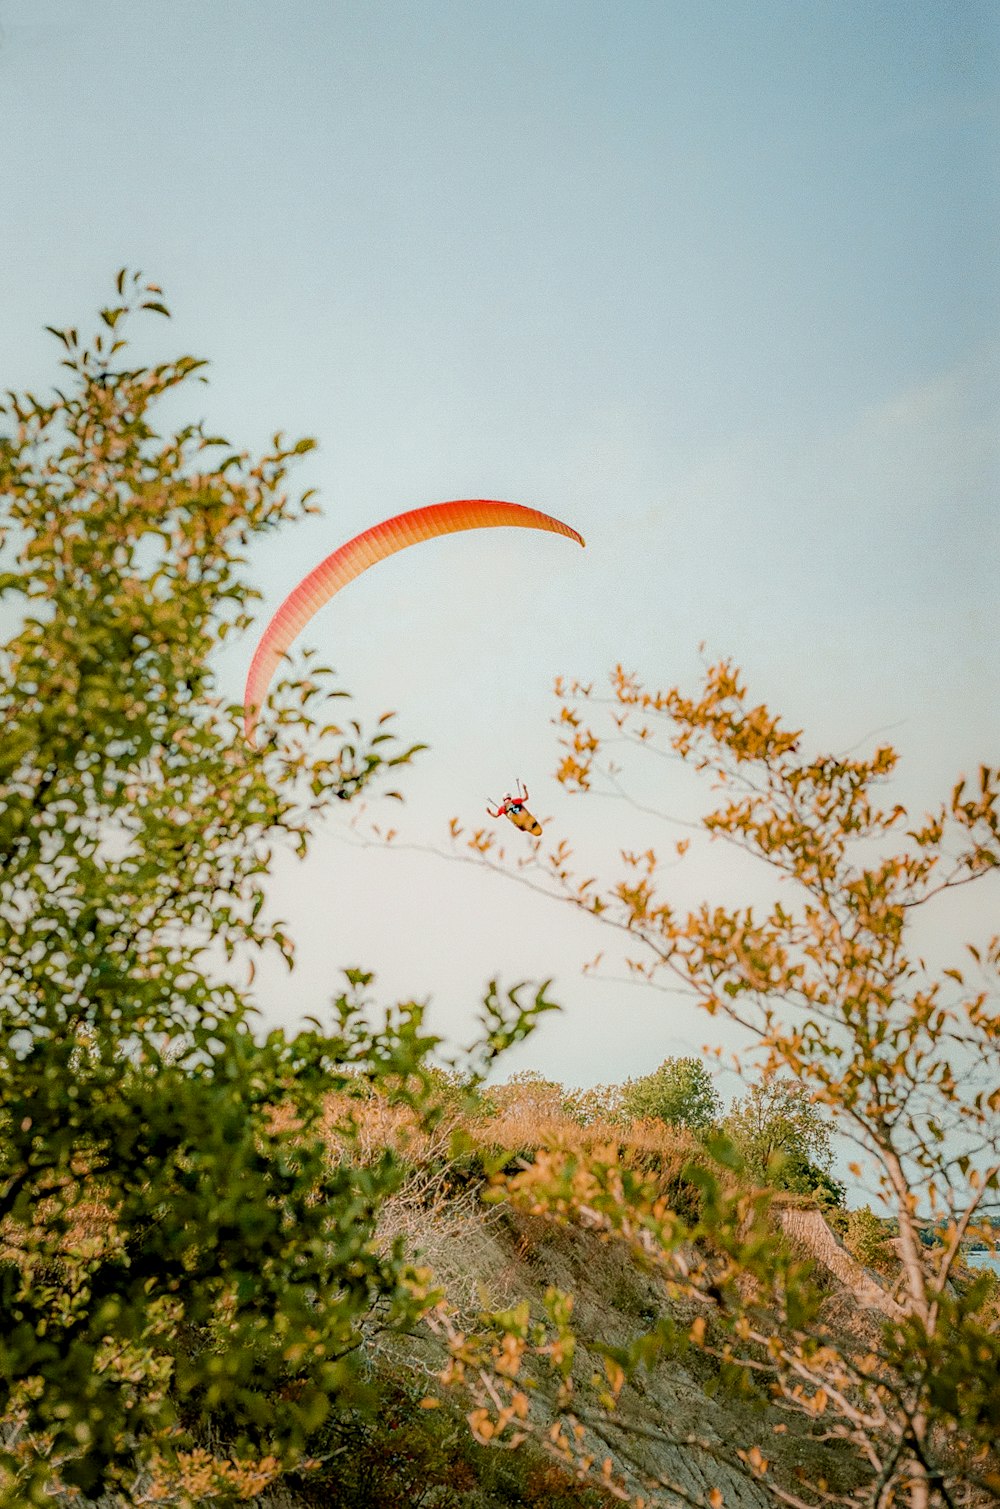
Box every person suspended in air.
[487,780,542,836]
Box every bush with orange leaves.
[446,658,1000,1509]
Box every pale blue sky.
[3,1,998,1095]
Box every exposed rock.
[777,1205,903,1318]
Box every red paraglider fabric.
[243,498,584,744]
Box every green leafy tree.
[619,1056,721,1132]
[0,274,550,1505]
[844,1205,893,1271]
[723,1075,842,1200]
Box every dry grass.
[268,1080,712,1202]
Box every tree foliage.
[619,1055,721,1132]
[844,1205,894,1271]
[446,658,1000,1508]
[723,1075,843,1203]
[486,1070,623,1129]
[0,274,550,1505]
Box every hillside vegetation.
[250,1074,996,1509]
[16,1072,975,1509]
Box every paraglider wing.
[243,499,585,745]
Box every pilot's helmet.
[503,793,513,803]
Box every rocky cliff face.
[255,1182,885,1509]
[776,1205,902,1317]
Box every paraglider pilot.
[487,781,543,836]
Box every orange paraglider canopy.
[243,498,584,745]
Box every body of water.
[964,1249,1000,1276]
